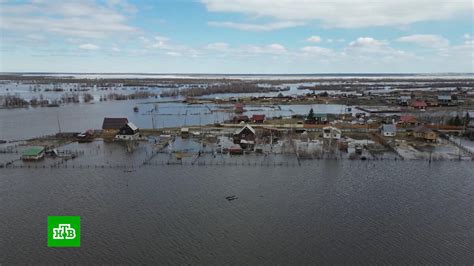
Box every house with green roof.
[22,147,45,161]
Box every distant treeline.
[161,83,289,97]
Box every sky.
[0,0,473,73]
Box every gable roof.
[102,118,128,130]
[413,125,432,133]
[411,100,427,107]
[382,124,396,133]
[22,147,44,156]
[399,115,417,123]
[235,124,255,135]
[126,122,138,131]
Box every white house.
[114,122,140,141]
[323,126,341,140]
[380,124,396,137]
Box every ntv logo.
[48,216,81,247]
[53,224,76,240]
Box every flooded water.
[0,99,348,140]
[1,161,473,264]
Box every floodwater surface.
[1,161,473,264]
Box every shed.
[22,146,45,161]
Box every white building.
[323,126,341,140]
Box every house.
[398,96,412,106]
[413,126,437,142]
[22,146,45,161]
[411,100,427,110]
[437,95,453,106]
[102,118,128,133]
[181,127,189,138]
[251,114,266,124]
[233,124,256,146]
[380,124,397,137]
[114,122,139,140]
[233,115,249,123]
[234,103,245,114]
[305,113,328,124]
[323,126,341,140]
[398,115,419,128]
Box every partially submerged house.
[323,126,341,140]
[181,127,189,138]
[437,95,454,106]
[398,96,412,106]
[22,146,45,161]
[102,118,128,133]
[380,124,397,137]
[413,126,437,142]
[115,122,140,141]
[411,100,427,110]
[233,124,256,148]
[233,115,249,123]
[397,115,419,128]
[251,114,266,124]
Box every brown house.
[413,126,437,142]
[233,124,256,146]
[251,114,265,124]
[102,118,128,134]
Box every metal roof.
[22,147,44,156]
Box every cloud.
[306,36,321,43]
[205,42,230,51]
[300,46,334,57]
[397,34,450,48]
[208,21,304,31]
[239,43,287,55]
[0,0,137,38]
[79,43,100,50]
[202,0,473,28]
[166,51,182,57]
[344,37,411,59]
[141,35,199,57]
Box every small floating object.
[133,106,139,112]
[124,169,135,173]
[225,195,238,201]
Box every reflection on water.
[1,161,473,264]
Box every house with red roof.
[411,100,427,110]
[251,114,266,124]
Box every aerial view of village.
[1,0,473,264]
[1,73,474,167]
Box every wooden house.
[102,118,128,134]
[413,126,437,142]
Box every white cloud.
[140,35,199,57]
[202,0,473,28]
[0,0,137,38]
[79,43,100,50]
[345,37,410,59]
[300,46,334,57]
[306,36,321,43]
[239,43,287,55]
[397,34,450,48]
[205,42,230,51]
[166,51,182,57]
[208,21,304,31]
